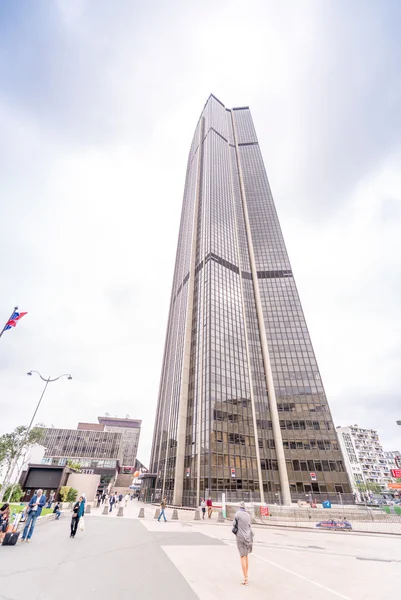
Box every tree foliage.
[60,486,71,502]
[67,488,78,502]
[0,424,45,502]
[356,482,382,494]
[0,483,25,502]
[66,460,82,472]
[0,426,44,470]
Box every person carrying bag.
[70,496,85,538]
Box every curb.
[17,513,57,532]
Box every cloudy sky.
[1,0,400,464]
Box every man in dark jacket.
[53,502,61,520]
[21,489,47,542]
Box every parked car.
[316,519,352,531]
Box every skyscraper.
[150,94,351,506]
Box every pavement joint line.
[251,549,354,600]
[249,540,401,563]
[0,528,217,581]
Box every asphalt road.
[1,506,401,600]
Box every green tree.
[0,425,45,502]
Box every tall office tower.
[150,95,351,506]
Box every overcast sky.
[1,0,400,464]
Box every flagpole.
[0,306,18,340]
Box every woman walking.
[233,501,254,586]
[70,496,85,538]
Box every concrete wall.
[67,473,100,502]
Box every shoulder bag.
[232,517,238,535]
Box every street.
[0,502,400,599]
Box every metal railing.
[252,504,401,535]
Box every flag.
[4,311,28,331]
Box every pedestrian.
[70,495,85,538]
[207,496,213,519]
[46,491,55,509]
[109,493,116,512]
[0,503,10,544]
[201,498,206,519]
[233,501,254,586]
[53,501,61,520]
[101,492,106,504]
[20,488,47,543]
[118,492,123,506]
[124,493,130,507]
[157,497,167,522]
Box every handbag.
[232,517,238,535]
[79,517,85,532]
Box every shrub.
[59,486,71,502]
[66,488,78,502]
[3,483,24,502]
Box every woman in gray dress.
[233,501,254,585]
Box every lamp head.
[27,371,32,376]
[68,375,72,380]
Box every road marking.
[252,551,353,600]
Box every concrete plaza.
[0,500,400,599]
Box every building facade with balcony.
[384,450,401,475]
[336,425,392,497]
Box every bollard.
[217,510,224,523]
[85,504,91,514]
[138,507,145,518]
[154,508,160,519]
[102,505,109,515]
[172,508,179,520]
[194,509,201,521]
[117,506,124,517]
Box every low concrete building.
[19,464,72,502]
[19,465,101,502]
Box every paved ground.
[1,501,400,600]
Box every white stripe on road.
[252,551,353,600]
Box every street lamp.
[3,371,72,503]
[26,371,72,430]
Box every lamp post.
[26,371,72,430]
[3,371,72,503]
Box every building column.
[231,113,292,506]
[173,118,205,506]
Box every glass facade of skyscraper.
[150,95,351,506]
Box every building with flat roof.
[97,416,141,467]
[39,416,142,493]
[150,94,351,507]
[336,425,393,497]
